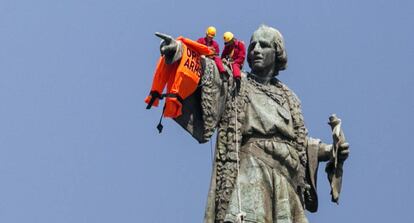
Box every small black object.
[156,106,166,133]
[156,123,163,133]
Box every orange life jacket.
[145,36,213,118]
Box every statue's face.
[248,31,276,77]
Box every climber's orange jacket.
[145,36,213,118]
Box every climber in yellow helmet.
[197,26,226,74]
[221,31,246,79]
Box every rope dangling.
[234,92,246,223]
[156,105,166,133]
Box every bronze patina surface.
[154,25,350,223]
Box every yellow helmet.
[223,31,234,43]
[206,26,216,38]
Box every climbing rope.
[210,139,214,167]
[234,89,246,223]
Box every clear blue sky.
[1,0,413,222]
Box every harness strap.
[161,93,183,103]
[146,91,184,109]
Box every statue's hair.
[248,25,288,75]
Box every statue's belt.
[242,135,296,147]
[240,137,303,191]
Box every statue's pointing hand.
[155,32,178,60]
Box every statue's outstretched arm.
[153,32,228,143]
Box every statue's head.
[247,25,287,77]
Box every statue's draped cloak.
[174,58,321,223]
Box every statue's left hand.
[318,142,350,162]
[337,142,350,161]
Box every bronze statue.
[153,25,350,223]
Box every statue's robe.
[174,57,322,223]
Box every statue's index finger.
[155,32,173,43]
